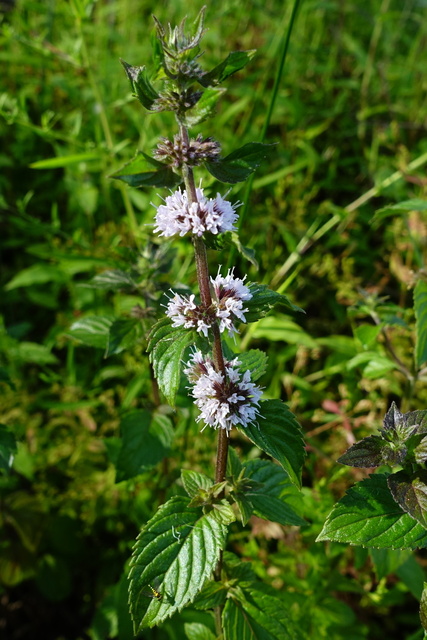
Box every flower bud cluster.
[154,134,221,168]
[165,269,252,337]
[184,351,262,434]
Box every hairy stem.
[180,123,229,595]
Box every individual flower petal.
[154,188,239,238]
[184,350,262,434]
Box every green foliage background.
[1,0,427,638]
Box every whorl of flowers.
[154,187,239,238]
[154,134,221,168]
[165,269,252,337]
[184,351,263,434]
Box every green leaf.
[120,60,159,110]
[347,351,397,379]
[223,581,300,640]
[5,263,67,290]
[0,424,17,473]
[236,350,268,381]
[115,411,174,481]
[227,446,243,478]
[317,474,427,549]
[381,402,427,441]
[148,318,196,405]
[105,318,141,357]
[337,435,403,468]
[369,547,412,581]
[206,143,275,184]
[374,199,427,223]
[388,470,427,529]
[252,315,316,347]
[85,269,137,291]
[68,316,114,350]
[111,151,181,189]
[184,87,226,127]
[192,580,228,610]
[184,622,216,640]
[396,554,425,599]
[421,583,427,632]
[245,284,302,322]
[233,493,254,526]
[415,279,427,367]
[15,342,59,365]
[244,459,305,527]
[239,400,305,488]
[415,436,427,464]
[210,501,236,525]
[200,50,256,86]
[128,496,227,631]
[29,152,102,169]
[181,470,214,498]
[203,232,258,268]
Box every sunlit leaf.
[318,474,427,549]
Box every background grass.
[1,0,427,638]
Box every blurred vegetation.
[1,0,427,638]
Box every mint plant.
[319,271,427,632]
[110,9,306,638]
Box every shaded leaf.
[388,470,427,529]
[244,460,305,527]
[85,269,137,291]
[381,402,427,441]
[239,400,305,488]
[337,435,405,468]
[111,151,181,189]
[317,474,427,549]
[116,411,174,481]
[206,143,275,184]
[203,232,258,268]
[128,496,227,631]
[200,50,256,86]
[121,60,159,110]
[223,581,300,640]
[245,284,302,322]
[184,87,226,127]
[105,318,141,357]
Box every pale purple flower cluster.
[154,187,239,238]
[165,269,252,337]
[165,292,212,336]
[184,350,263,434]
[210,268,252,335]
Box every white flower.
[184,350,262,434]
[210,268,252,336]
[165,292,215,337]
[154,188,239,238]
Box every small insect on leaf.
[144,583,162,601]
